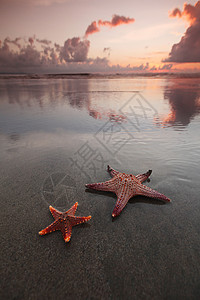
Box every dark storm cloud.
[164,1,200,63]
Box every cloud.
[0,36,90,73]
[164,1,200,62]
[0,35,175,74]
[103,47,111,57]
[3,37,22,49]
[0,36,167,74]
[149,64,173,71]
[85,14,135,37]
[98,14,135,27]
[36,38,52,45]
[169,8,182,19]
[159,64,173,70]
[59,37,90,62]
[85,21,100,36]
[28,37,34,46]
[0,41,42,72]
[169,1,200,25]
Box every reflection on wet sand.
[0,79,127,123]
[1,77,200,128]
[160,79,200,128]
[0,79,90,109]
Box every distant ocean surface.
[1,72,200,79]
[0,74,200,299]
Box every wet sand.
[0,149,200,300]
[0,77,200,299]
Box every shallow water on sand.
[0,76,200,299]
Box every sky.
[0,0,200,73]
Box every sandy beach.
[0,76,200,299]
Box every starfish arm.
[39,219,60,236]
[112,183,134,217]
[68,215,91,227]
[136,184,171,202]
[60,222,72,242]
[136,170,152,183]
[66,202,78,216]
[107,165,120,177]
[112,194,131,217]
[49,206,63,219]
[85,178,116,192]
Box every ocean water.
[0,76,200,299]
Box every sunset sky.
[0,0,200,73]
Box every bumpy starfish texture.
[39,202,91,242]
[86,165,171,218]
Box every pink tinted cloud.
[169,8,182,18]
[85,21,100,37]
[165,1,200,63]
[85,14,135,37]
[98,14,135,27]
[169,1,200,25]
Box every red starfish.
[86,165,171,218]
[39,202,91,242]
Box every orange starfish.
[39,202,91,242]
[86,165,171,218]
